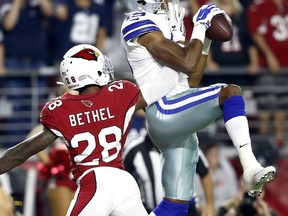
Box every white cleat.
[243,166,276,197]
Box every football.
[206,13,233,42]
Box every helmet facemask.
[138,0,165,14]
[138,0,179,14]
[91,55,115,86]
[118,0,139,14]
[118,0,175,14]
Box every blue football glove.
[193,4,223,30]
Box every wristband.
[190,24,206,44]
[202,37,212,55]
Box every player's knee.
[219,84,242,104]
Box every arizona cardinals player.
[119,0,276,215]
[0,44,148,216]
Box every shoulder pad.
[121,12,161,42]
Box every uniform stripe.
[122,20,156,35]
[123,105,136,134]
[122,20,160,42]
[124,26,161,41]
[50,129,70,147]
[70,171,97,216]
[155,86,222,114]
[50,128,64,137]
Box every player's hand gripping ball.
[206,13,233,42]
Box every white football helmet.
[60,44,114,90]
[118,0,179,14]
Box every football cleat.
[243,166,276,197]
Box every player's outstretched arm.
[0,126,57,174]
[137,4,222,77]
[138,31,203,76]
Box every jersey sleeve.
[40,101,60,134]
[121,12,161,43]
[117,80,140,110]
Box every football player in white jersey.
[119,1,276,215]
[0,44,150,216]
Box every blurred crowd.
[0,0,287,215]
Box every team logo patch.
[81,100,93,107]
[72,48,99,61]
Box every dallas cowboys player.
[119,1,276,215]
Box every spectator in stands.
[248,0,288,73]
[218,179,276,216]
[1,0,53,69]
[0,0,53,147]
[0,174,14,216]
[247,0,288,147]
[195,133,238,211]
[47,0,108,66]
[205,0,259,74]
[123,113,216,216]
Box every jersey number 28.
[71,126,122,165]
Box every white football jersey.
[121,11,189,106]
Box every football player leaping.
[119,1,276,215]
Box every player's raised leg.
[220,84,276,197]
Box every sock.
[189,197,196,206]
[223,96,261,171]
[152,199,188,216]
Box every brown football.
[206,13,233,42]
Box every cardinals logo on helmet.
[71,48,99,61]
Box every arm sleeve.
[40,102,60,134]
